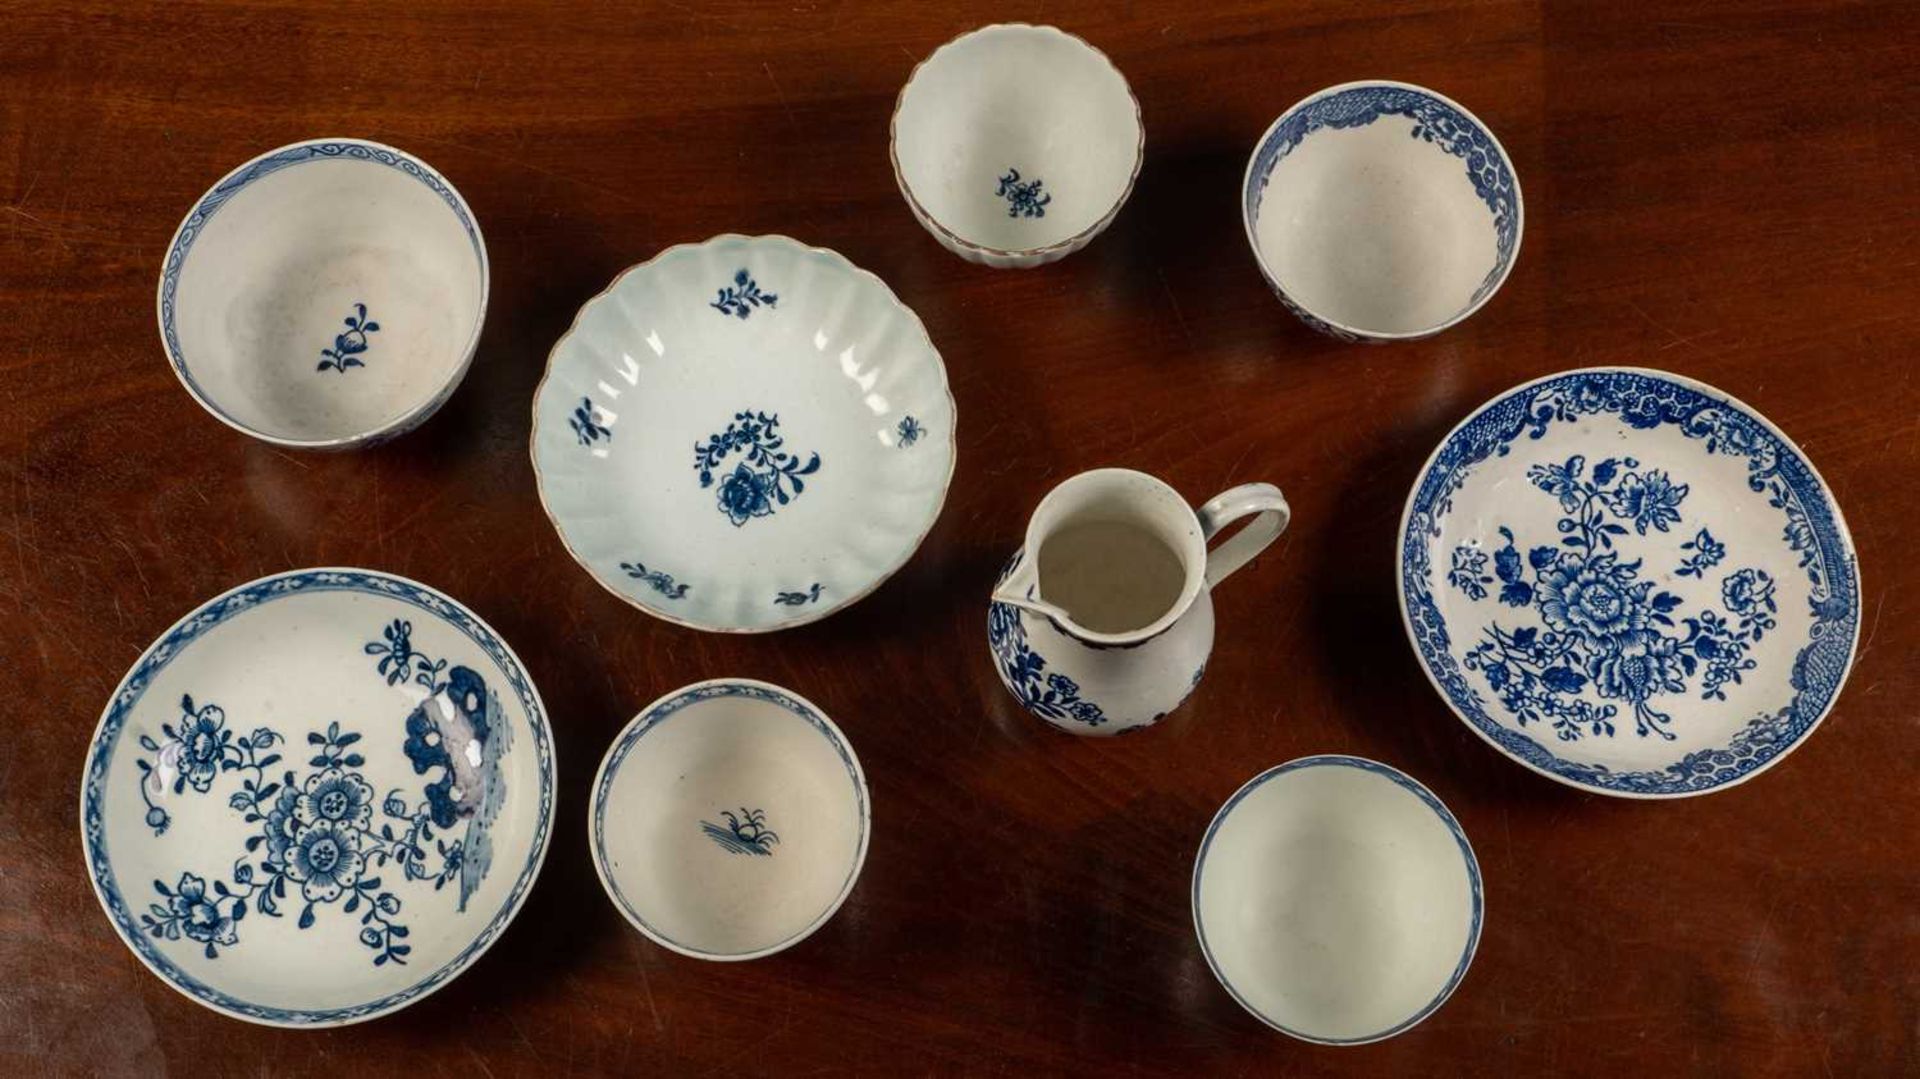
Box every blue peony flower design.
[295,767,375,831]
[168,872,244,949]
[716,462,776,526]
[1721,568,1776,615]
[282,818,366,903]
[1460,451,1772,742]
[1535,554,1648,645]
[176,702,233,793]
[1605,468,1688,535]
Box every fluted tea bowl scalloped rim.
[891,24,1144,268]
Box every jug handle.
[1197,483,1290,589]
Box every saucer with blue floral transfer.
[589,679,869,961]
[79,568,555,1026]
[1398,368,1860,798]
[532,234,956,633]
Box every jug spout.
[990,553,1075,625]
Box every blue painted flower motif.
[986,555,1109,728]
[717,462,776,526]
[774,583,823,606]
[699,807,780,856]
[995,168,1051,218]
[1721,568,1775,615]
[296,768,376,831]
[693,411,821,526]
[619,560,690,599]
[317,302,380,373]
[570,397,612,448]
[1605,468,1688,534]
[282,819,366,903]
[1447,545,1491,600]
[897,415,923,447]
[1462,450,1774,742]
[710,269,777,319]
[1536,554,1649,645]
[146,873,246,958]
[1676,527,1725,578]
[175,699,234,793]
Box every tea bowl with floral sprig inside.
[1397,367,1860,798]
[891,24,1144,268]
[157,138,489,448]
[79,568,556,1026]
[589,679,870,961]
[531,234,956,633]
[1242,81,1521,341]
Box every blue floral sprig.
[693,411,822,526]
[570,396,612,447]
[317,302,379,372]
[364,619,448,690]
[710,269,777,319]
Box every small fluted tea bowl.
[892,24,1143,269]
[157,138,489,448]
[1193,756,1482,1044]
[1242,81,1521,342]
[590,679,870,961]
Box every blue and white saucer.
[532,234,957,633]
[79,569,556,1025]
[1398,368,1860,797]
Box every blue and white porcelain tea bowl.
[989,469,1289,736]
[157,138,489,448]
[892,24,1144,269]
[79,568,555,1026]
[1242,81,1520,341]
[1399,368,1860,798]
[1193,756,1482,1045]
[590,679,869,961]
[533,234,955,633]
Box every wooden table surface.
[3,1,1916,1074]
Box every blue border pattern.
[157,142,484,436]
[1245,84,1519,339]
[81,570,555,1025]
[591,682,867,958]
[1192,755,1483,1044]
[1401,370,1860,795]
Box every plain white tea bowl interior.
[532,234,956,633]
[79,568,555,1026]
[1193,755,1482,1044]
[892,24,1143,268]
[158,138,489,448]
[1243,81,1521,341]
[590,679,870,961]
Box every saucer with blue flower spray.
[79,568,556,1025]
[1398,368,1859,798]
[531,234,956,633]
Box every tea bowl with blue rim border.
[1398,367,1860,798]
[891,24,1144,269]
[79,568,556,1026]
[590,679,870,961]
[157,138,489,448]
[532,234,956,633]
[1193,755,1482,1044]
[1242,81,1521,341]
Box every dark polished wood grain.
[2,1,1915,1074]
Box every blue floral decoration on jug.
[986,553,1108,727]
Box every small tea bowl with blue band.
[1193,755,1482,1044]
[891,24,1144,269]
[590,679,870,961]
[1242,81,1522,341]
[157,138,489,448]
